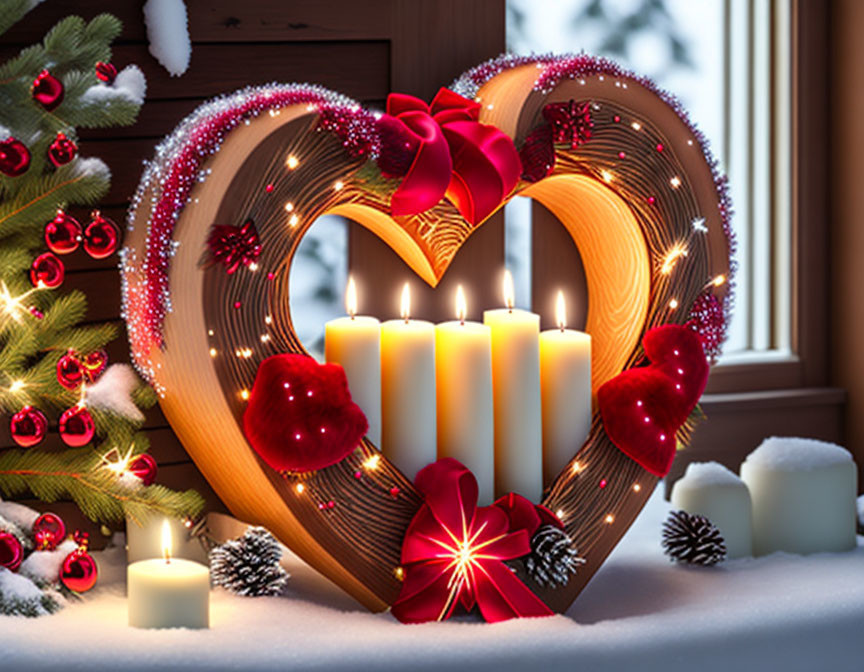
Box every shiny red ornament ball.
[59,405,95,447]
[30,252,65,288]
[60,550,98,592]
[32,69,65,111]
[83,212,120,259]
[45,211,82,254]
[33,512,66,551]
[82,349,107,382]
[0,137,31,177]
[128,453,158,486]
[47,132,77,167]
[57,350,84,390]
[9,406,48,448]
[0,532,23,572]
[94,61,117,84]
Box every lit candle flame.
[400,283,411,322]
[502,269,515,311]
[346,276,357,318]
[161,519,172,564]
[455,285,467,325]
[556,290,567,330]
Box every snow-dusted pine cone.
[524,524,585,588]
[209,526,289,597]
[662,510,727,566]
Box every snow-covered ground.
[2,485,862,672]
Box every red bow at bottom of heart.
[392,458,556,624]
[597,325,709,477]
[243,354,368,473]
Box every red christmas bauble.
[33,512,66,551]
[59,405,95,447]
[30,252,65,289]
[9,406,48,448]
[57,350,84,390]
[83,213,120,259]
[0,137,30,177]
[45,211,82,255]
[0,532,23,572]
[94,61,117,84]
[47,132,77,168]
[81,349,108,382]
[32,69,64,111]
[60,550,98,592]
[128,453,158,486]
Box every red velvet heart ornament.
[597,324,709,477]
[243,354,369,473]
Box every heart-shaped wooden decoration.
[121,54,733,616]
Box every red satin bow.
[377,88,521,225]
[392,458,554,624]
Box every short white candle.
[436,286,495,504]
[483,270,543,502]
[128,520,209,629]
[324,277,382,445]
[380,284,437,480]
[539,291,592,484]
[741,437,858,556]
[671,461,753,558]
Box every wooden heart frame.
[121,54,733,615]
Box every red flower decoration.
[47,132,77,167]
[392,458,554,624]
[32,69,64,111]
[243,354,368,472]
[207,218,262,274]
[0,137,31,177]
[597,325,709,477]
[543,99,593,149]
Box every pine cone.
[662,510,727,566]
[209,526,290,597]
[524,524,585,588]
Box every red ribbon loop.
[378,88,521,225]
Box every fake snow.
[1,485,861,671]
[19,539,78,585]
[744,436,853,471]
[81,66,147,105]
[0,501,40,532]
[143,0,191,77]
[676,461,744,488]
[85,364,146,422]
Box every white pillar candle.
[741,437,858,556]
[539,291,592,484]
[128,521,209,629]
[436,286,495,504]
[324,277,382,445]
[670,461,753,558]
[380,283,437,480]
[483,271,543,502]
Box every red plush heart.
[597,324,709,477]
[243,354,369,473]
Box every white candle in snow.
[324,277,382,445]
[380,284,437,480]
[127,520,209,629]
[483,270,543,502]
[436,286,495,504]
[539,291,592,485]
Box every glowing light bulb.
[333,180,344,191]
[661,243,688,275]
[556,509,565,521]
[455,285,467,325]
[712,274,726,287]
[363,453,381,470]
[346,276,357,318]
[239,388,250,401]
[670,176,681,188]
[604,514,615,524]
[8,380,25,394]
[284,202,294,213]
[209,347,217,358]
[161,519,172,563]
[631,121,641,131]
[669,298,679,309]
[572,461,586,474]
[633,483,642,492]
[555,290,567,331]
[400,283,411,322]
[502,269,515,310]
[296,483,305,494]
[286,155,299,170]
[289,214,299,227]
[601,169,613,183]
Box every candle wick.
[350,314,355,321]
[404,316,409,325]
[508,306,512,314]
[560,325,565,333]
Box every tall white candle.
[539,291,592,484]
[380,283,437,480]
[436,286,495,504]
[324,277,382,445]
[483,270,543,502]
[127,520,209,629]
